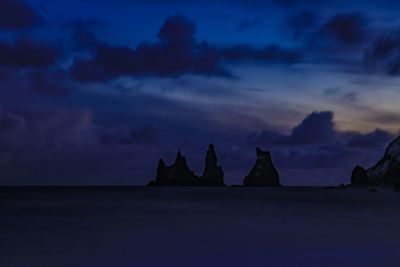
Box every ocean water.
[0,187,399,267]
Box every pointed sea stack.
[243,148,281,187]
[149,151,200,186]
[351,165,368,187]
[201,144,225,186]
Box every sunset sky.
[1,0,400,185]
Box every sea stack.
[243,147,281,187]
[351,165,368,187]
[201,144,225,186]
[351,135,400,187]
[148,151,200,186]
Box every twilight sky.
[1,0,400,185]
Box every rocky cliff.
[243,148,281,187]
[366,136,400,186]
[352,135,400,187]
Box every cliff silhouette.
[352,135,400,189]
[243,148,281,187]
[148,135,400,188]
[148,144,281,187]
[148,144,226,186]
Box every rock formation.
[201,144,225,186]
[148,151,200,186]
[148,145,225,186]
[367,135,400,186]
[243,148,281,187]
[352,135,400,187]
[351,165,368,187]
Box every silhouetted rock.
[243,148,281,187]
[201,144,225,186]
[148,151,201,186]
[351,165,368,187]
[148,145,227,186]
[366,136,400,186]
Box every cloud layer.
[70,15,301,81]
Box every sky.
[1,0,400,185]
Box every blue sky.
[1,0,400,185]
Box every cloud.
[364,31,400,75]
[0,106,162,184]
[70,15,228,81]
[318,13,368,45]
[70,15,301,82]
[25,70,69,97]
[305,12,370,52]
[288,111,335,144]
[248,111,336,145]
[247,111,394,172]
[100,126,158,145]
[0,0,43,30]
[0,107,97,153]
[365,110,400,125]
[342,92,358,102]
[70,19,107,52]
[347,129,393,148]
[287,10,317,38]
[249,110,393,148]
[222,44,300,64]
[0,37,60,68]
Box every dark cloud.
[287,10,317,38]
[0,37,60,68]
[247,129,283,146]
[70,19,107,52]
[248,111,336,146]
[26,70,69,97]
[249,111,393,151]
[0,106,161,184]
[366,110,400,125]
[100,126,158,146]
[70,15,300,82]
[0,107,97,153]
[248,111,394,174]
[0,0,43,30]
[318,13,368,45]
[118,127,158,145]
[289,111,335,144]
[249,110,393,148]
[365,32,400,75]
[222,44,300,64]
[347,129,393,148]
[159,15,196,45]
[342,92,358,102]
[287,12,373,68]
[70,15,227,81]
[0,108,26,134]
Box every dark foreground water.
[0,187,399,267]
